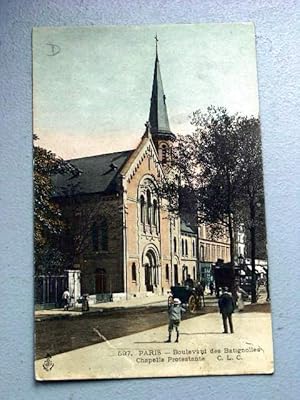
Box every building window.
[193,266,196,280]
[181,239,184,256]
[200,245,205,261]
[173,237,177,253]
[146,189,152,224]
[182,265,188,283]
[132,263,137,282]
[92,222,99,251]
[212,245,216,261]
[165,264,169,281]
[206,244,210,261]
[153,199,158,226]
[140,195,145,223]
[192,241,195,257]
[185,239,188,256]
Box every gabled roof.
[53,150,133,197]
[120,126,164,181]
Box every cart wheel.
[188,294,197,313]
[168,295,173,307]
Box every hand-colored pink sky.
[33,24,259,159]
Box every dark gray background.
[1,0,299,399]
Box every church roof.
[53,150,133,197]
[149,38,176,141]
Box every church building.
[53,41,230,302]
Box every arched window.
[153,199,158,226]
[140,195,145,223]
[146,189,152,224]
[91,222,98,251]
[200,245,205,261]
[173,237,177,253]
[99,218,108,251]
[131,263,137,282]
[185,239,188,256]
[165,264,169,281]
[181,239,184,256]
[182,265,188,282]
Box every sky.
[33,23,259,159]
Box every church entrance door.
[144,250,158,292]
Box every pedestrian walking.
[236,285,248,312]
[166,297,186,343]
[62,288,70,311]
[218,287,235,334]
[195,282,205,307]
[209,281,214,296]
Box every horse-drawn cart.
[168,285,205,312]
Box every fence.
[35,271,113,308]
[34,274,68,308]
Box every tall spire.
[148,35,176,141]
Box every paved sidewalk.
[35,287,268,319]
[35,310,274,380]
[35,294,170,318]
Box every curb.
[35,301,168,322]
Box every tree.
[33,135,79,273]
[160,106,267,302]
[235,117,267,302]
[162,106,244,261]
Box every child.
[166,297,186,343]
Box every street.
[35,290,270,361]
[35,303,273,380]
[36,305,206,360]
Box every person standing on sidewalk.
[62,288,70,311]
[218,287,235,333]
[166,297,186,343]
[236,284,248,312]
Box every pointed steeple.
[149,35,176,142]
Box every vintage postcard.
[33,23,273,380]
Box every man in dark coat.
[218,287,235,333]
[184,274,194,288]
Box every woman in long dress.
[236,285,248,311]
